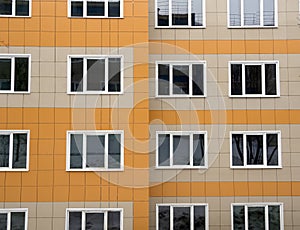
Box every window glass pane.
[86,213,104,230]
[173,65,189,95]
[87,59,105,91]
[268,205,280,230]
[157,0,169,26]
[12,134,27,169]
[70,134,83,169]
[71,1,83,17]
[244,0,260,26]
[0,135,9,168]
[193,134,205,166]
[264,0,275,26]
[233,206,245,230]
[0,0,12,15]
[230,0,241,26]
[11,212,25,230]
[194,206,205,230]
[248,206,265,230]
[231,64,242,95]
[158,64,170,95]
[173,135,190,165]
[0,213,7,228]
[245,65,262,94]
[71,58,83,92]
[192,64,204,95]
[0,59,11,91]
[158,206,170,230]
[108,134,121,169]
[172,0,188,25]
[108,211,120,230]
[86,135,105,168]
[173,207,190,230]
[69,212,82,230]
[267,134,278,166]
[16,0,29,16]
[246,135,263,165]
[108,58,121,92]
[232,134,244,166]
[191,0,202,26]
[14,58,29,92]
[108,0,120,17]
[158,134,170,166]
[87,1,105,16]
[265,64,277,95]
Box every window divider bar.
[169,64,173,95]
[82,211,86,230]
[191,206,194,230]
[188,0,192,27]
[262,63,266,96]
[265,205,269,230]
[105,58,109,93]
[83,58,87,92]
[241,0,244,26]
[82,134,87,169]
[189,64,193,96]
[189,134,193,167]
[7,211,11,230]
[263,133,268,167]
[105,134,109,169]
[260,0,264,26]
[169,0,172,26]
[245,205,249,230]
[170,206,174,230]
[104,211,108,230]
[11,57,15,93]
[243,133,246,167]
[9,133,13,169]
[170,134,173,166]
[241,64,245,95]
[105,0,109,18]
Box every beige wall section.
[0,46,134,109]
[1,202,133,230]
[149,196,300,230]
[149,0,300,40]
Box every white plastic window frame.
[68,0,124,18]
[66,130,124,171]
[228,61,280,97]
[0,130,30,171]
[227,0,278,28]
[156,204,209,230]
[155,0,206,28]
[0,0,31,17]
[231,203,284,230]
[0,208,28,230]
[230,131,282,169]
[156,131,208,169]
[155,61,207,98]
[0,54,31,94]
[65,208,123,230]
[67,55,124,95]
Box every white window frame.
[0,0,31,17]
[67,55,124,95]
[156,61,207,98]
[68,0,124,18]
[227,0,278,28]
[231,203,284,230]
[228,61,280,97]
[0,130,30,171]
[155,0,206,28]
[156,204,209,230]
[66,130,124,171]
[0,208,28,230]
[156,131,208,169]
[65,208,123,230]
[230,131,282,169]
[0,54,31,94]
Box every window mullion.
[170,65,173,95]
[104,211,108,230]
[170,134,173,166]
[105,0,109,17]
[260,0,264,26]
[191,206,194,230]
[83,58,87,92]
[263,134,267,167]
[188,0,192,26]
[265,205,269,230]
[82,211,85,230]
[11,57,15,92]
[262,64,266,96]
[241,0,244,26]
[170,206,173,229]
[189,134,193,167]
[169,0,172,26]
[245,205,248,230]
[243,134,247,166]
[105,134,109,169]
[83,134,87,169]
[105,58,109,93]
[12,0,16,16]
[189,64,193,96]
[9,133,14,169]
[7,212,11,230]
[242,64,246,95]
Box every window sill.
[155,26,206,29]
[229,95,280,98]
[156,95,206,98]
[0,15,31,18]
[66,168,124,172]
[230,166,282,169]
[0,168,29,172]
[156,166,208,170]
[68,16,124,19]
[67,92,123,95]
[228,25,278,29]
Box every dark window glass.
[232,134,244,166]
[11,212,25,230]
[86,213,104,230]
[0,59,12,91]
[87,59,105,91]
[230,0,241,26]
[0,135,9,168]
[87,1,105,16]
[158,134,170,166]
[14,58,29,92]
[263,0,275,26]
[108,58,121,92]
[172,0,188,25]
[16,0,29,16]
[86,135,105,168]
[173,65,189,95]
[173,207,190,230]
[108,211,121,230]
[0,213,7,229]
[71,1,83,17]
[173,135,189,165]
[70,134,83,169]
[0,0,12,15]
[268,205,280,230]
[245,65,262,94]
[192,64,204,95]
[157,0,169,26]
[71,58,83,92]
[158,64,170,95]
[158,206,170,230]
[193,134,205,166]
[108,0,120,17]
[265,64,277,95]
[69,212,82,230]
[233,206,245,230]
[108,134,121,169]
[244,0,260,26]
[248,207,265,230]
[191,0,202,26]
[194,206,205,230]
[246,135,263,165]
[231,64,242,95]
[267,134,278,166]
[12,134,27,169]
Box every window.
[228,0,277,27]
[156,131,207,169]
[0,209,28,230]
[157,204,208,230]
[0,130,29,171]
[156,0,205,27]
[67,131,124,171]
[0,55,30,93]
[230,131,281,168]
[156,62,206,97]
[66,208,123,230]
[68,0,123,18]
[0,0,30,17]
[232,203,283,230]
[229,61,279,97]
[68,56,123,94]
